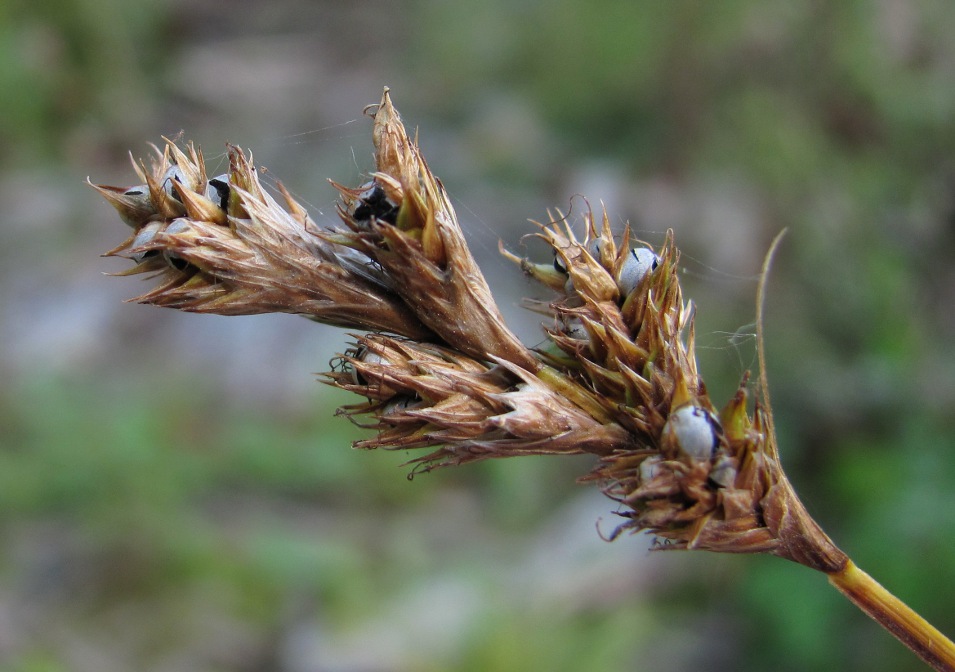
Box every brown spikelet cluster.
[91,138,432,338]
[328,94,537,370]
[91,87,955,672]
[326,334,630,469]
[501,208,845,568]
[91,87,847,571]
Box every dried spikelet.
[502,206,846,569]
[93,141,433,338]
[330,88,538,371]
[325,334,631,470]
[94,93,845,570]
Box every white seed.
[663,404,719,461]
[381,396,420,417]
[587,237,607,262]
[161,165,186,201]
[123,185,148,197]
[348,347,393,388]
[164,219,191,235]
[553,251,568,275]
[639,455,664,482]
[345,345,398,399]
[616,247,659,296]
[563,274,576,295]
[709,453,737,488]
[129,221,164,261]
[112,185,156,228]
[205,174,230,211]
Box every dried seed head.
[94,140,434,338]
[497,203,847,564]
[96,91,849,575]
[326,334,631,469]
[330,88,539,371]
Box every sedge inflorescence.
[92,89,845,571]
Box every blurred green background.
[2,0,954,670]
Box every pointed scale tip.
[173,181,227,226]
[87,178,157,228]
[720,379,753,442]
[669,371,696,411]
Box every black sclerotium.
[352,182,399,224]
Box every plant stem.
[828,560,955,672]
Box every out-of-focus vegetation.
[1,1,954,670]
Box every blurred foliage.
[0,0,168,166]
[1,0,955,670]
